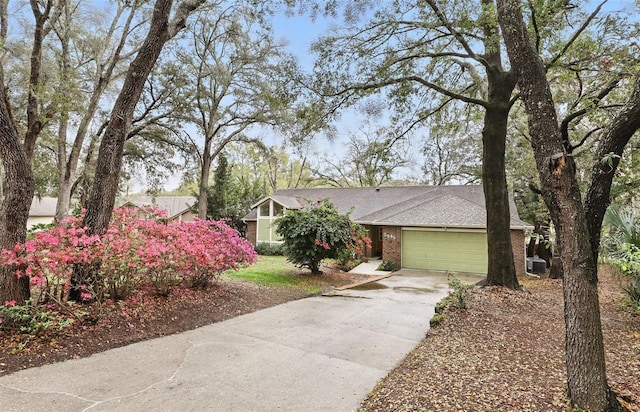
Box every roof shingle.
[244,185,532,229]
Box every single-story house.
[243,185,532,276]
[28,196,58,228]
[122,196,197,223]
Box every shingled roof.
[244,185,531,230]
[29,197,58,217]
[124,196,196,219]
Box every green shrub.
[609,243,640,313]
[27,222,54,238]
[254,242,285,256]
[447,273,474,309]
[376,259,397,271]
[275,199,370,274]
[429,313,444,328]
[0,300,74,336]
[429,274,475,329]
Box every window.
[273,203,283,217]
[259,202,270,217]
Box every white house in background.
[122,196,197,223]
[28,197,57,228]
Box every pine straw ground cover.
[360,265,640,412]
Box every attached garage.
[402,229,488,274]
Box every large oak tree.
[0,0,62,304]
[497,0,639,409]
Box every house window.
[259,202,270,217]
[256,199,285,244]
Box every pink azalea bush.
[1,207,256,303]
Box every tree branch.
[545,0,607,70]
[350,76,488,108]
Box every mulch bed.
[359,265,640,412]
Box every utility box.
[526,257,547,273]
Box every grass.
[226,255,322,293]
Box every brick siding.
[511,229,526,277]
[246,221,257,245]
[381,226,402,267]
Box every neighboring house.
[243,185,532,275]
[122,196,197,223]
[28,197,57,228]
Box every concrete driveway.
[0,270,483,412]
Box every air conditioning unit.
[526,257,547,273]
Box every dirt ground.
[359,265,640,412]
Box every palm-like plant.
[602,205,640,258]
[603,205,640,310]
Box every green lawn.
[226,255,325,294]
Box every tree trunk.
[479,0,519,289]
[71,0,204,301]
[481,68,519,289]
[584,72,640,262]
[198,141,212,219]
[496,1,621,409]
[83,0,174,235]
[0,82,35,305]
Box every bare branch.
[350,76,488,108]
[545,0,607,70]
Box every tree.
[421,104,483,185]
[71,0,205,301]
[0,0,62,305]
[275,199,363,274]
[205,152,266,234]
[0,75,34,305]
[496,0,638,409]
[50,1,149,221]
[83,0,204,236]
[308,0,522,288]
[311,125,409,187]
[175,3,298,219]
[208,152,231,219]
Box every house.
[243,185,532,275]
[122,196,197,223]
[28,196,57,228]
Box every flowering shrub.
[1,207,257,303]
[275,199,371,274]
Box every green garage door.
[402,230,488,274]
